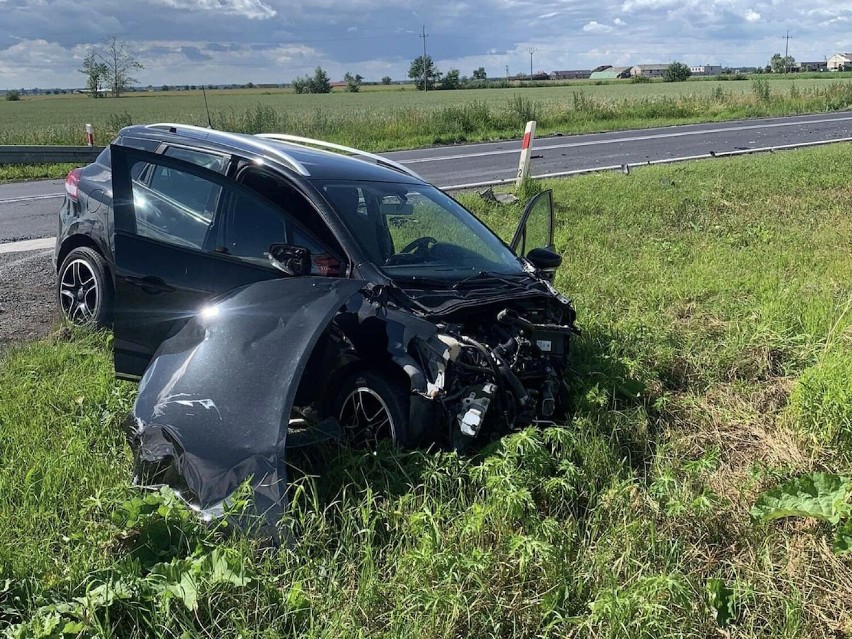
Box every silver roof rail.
[145,123,310,176]
[256,133,424,181]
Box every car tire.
[57,247,113,327]
[331,369,412,448]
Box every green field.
[2,143,851,637]
[1,76,851,154]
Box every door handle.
[125,275,176,295]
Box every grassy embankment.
[1,76,851,182]
[1,143,851,637]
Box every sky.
[0,0,850,89]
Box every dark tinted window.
[130,160,220,249]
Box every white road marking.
[0,193,64,205]
[402,115,852,164]
[0,237,55,255]
[439,136,852,190]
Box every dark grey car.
[55,124,578,523]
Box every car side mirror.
[267,243,311,276]
[526,247,561,281]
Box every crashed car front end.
[126,273,577,527]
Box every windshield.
[315,180,525,282]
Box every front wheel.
[331,370,411,448]
[57,247,113,327]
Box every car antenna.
[201,85,214,129]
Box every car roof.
[118,124,425,185]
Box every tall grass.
[2,144,852,637]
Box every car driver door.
[110,144,297,378]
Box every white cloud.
[614,17,625,25]
[151,0,276,20]
[744,9,760,22]
[582,21,614,33]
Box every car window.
[230,169,344,276]
[142,149,226,216]
[129,160,221,249]
[318,180,523,279]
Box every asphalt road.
[384,110,852,187]
[1,111,851,248]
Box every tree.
[663,61,692,82]
[381,76,392,85]
[440,68,461,90]
[344,72,362,93]
[769,52,796,74]
[292,66,332,94]
[4,90,21,101]
[472,67,487,80]
[309,66,331,93]
[291,76,309,94]
[99,35,143,97]
[408,55,440,91]
[79,49,109,98]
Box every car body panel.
[127,277,366,528]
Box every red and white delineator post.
[515,120,537,187]
[85,123,95,147]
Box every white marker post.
[85,123,94,147]
[515,120,537,188]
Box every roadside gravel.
[0,250,57,348]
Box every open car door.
[110,144,290,378]
[509,189,555,256]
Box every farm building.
[796,61,828,72]
[828,53,852,71]
[690,65,722,76]
[589,66,632,80]
[630,64,669,78]
[550,70,591,80]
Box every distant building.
[630,64,669,78]
[550,70,592,80]
[827,53,852,71]
[589,66,632,80]
[690,65,722,76]
[796,61,828,72]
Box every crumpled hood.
[126,277,366,529]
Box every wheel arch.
[57,235,110,277]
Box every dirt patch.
[0,250,58,350]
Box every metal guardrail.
[0,146,104,165]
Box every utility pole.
[783,30,792,73]
[420,25,429,92]
[505,64,509,83]
[527,47,537,77]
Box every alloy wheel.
[338,386,396,445]
[59,259,99,324]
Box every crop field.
[1,75,851,155]
[1,143,851,637]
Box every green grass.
[2,144,852,637]
[1,77,850,151]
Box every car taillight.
[65,168,82,201]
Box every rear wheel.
[57,247,113,327]
[332,370,411,448]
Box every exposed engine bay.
[402,294,578,446]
